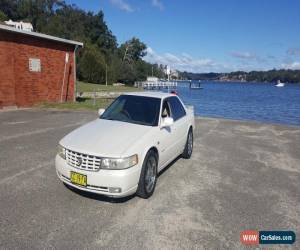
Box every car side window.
[169,97,186,121]
[161,100,171,118]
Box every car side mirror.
[161,117,174,128]
[98,108,105,116]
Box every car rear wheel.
[182,128,193,159]
[136,150,158,199]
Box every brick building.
[0,24,83,108]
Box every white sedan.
[55,92,195,198]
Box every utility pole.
[105,63,108,86]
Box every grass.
[76,81,139,93]
[38,81,139,111]
[38,97,113,111]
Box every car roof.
[123,91,174,99]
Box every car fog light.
[109,187,122,193]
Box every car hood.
[60,119,152,157]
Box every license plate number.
[70,171,87,187]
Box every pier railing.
[135,81,177,90]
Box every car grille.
[65,149,102,171]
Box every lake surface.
[171,81,300,126]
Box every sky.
[65,0,300,73]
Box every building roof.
[0,24,83,47]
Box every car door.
[157,98,177,170]
[168,96,188,154]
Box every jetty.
[189,80,203,89]
[135,81,177,90]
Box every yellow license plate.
[70,171,87,187]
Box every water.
[170,81,300,126]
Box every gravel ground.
[0,109,299,250]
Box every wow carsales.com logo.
[240,230,296,245]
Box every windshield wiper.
[101,117,129,123]
[128,120,151,126]
[101,117,150,126]
[101,117,116,121]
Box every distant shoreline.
[183,80,300,84]
[214,80,300,84]
[180,69,300,84]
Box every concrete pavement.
[0,109,299,249]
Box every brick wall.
[0,30,75,108]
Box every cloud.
[110,0,134,12]
[230,51,257,59]
[287,48,300,56]
[145,47,289,73]
[230,51,269,64]
[281,61,300,70]
[152,0,164,10]
[144,47,228,72]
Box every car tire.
[136,150,158,199]
[182,127,193,159]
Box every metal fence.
[134,81,177,90]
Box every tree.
[116,37,152,84]
[119,37,147,63]
[0,0,19,20]
[85,11,117,53]
[78,45,106,84]
[1,1,166,85]
[0,10,7,21]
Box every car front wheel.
[136,150,158,199]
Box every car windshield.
[100,95,161,126]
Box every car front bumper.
[55,155,141,197]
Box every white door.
[157,98,177,170]
[168,96,189,154]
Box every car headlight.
[58,144,66,159]
[101,154,138,170]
